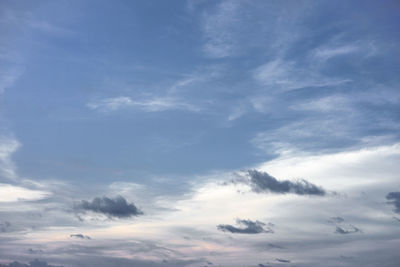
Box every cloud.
[74,196,143,218]
[313,44,360,61]
[70,233,91,240]
[386,192,400,214]
[0,183,50,202]
[217,219,273,234]
[87,96,199,113]
[0,136,20,180]
[275,258,291,263]
[253,59,351,91]
[241,170,326,196]
[328,216,362,235]
[0,260,64,267]
[335,225,362,235]
[200,1,241,58]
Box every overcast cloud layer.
[1,0,399,266]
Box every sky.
[0,0,400,266]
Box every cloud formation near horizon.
[0,260,64,267]
[217,219,273,234]
[242,170,326,196]
[74,196,143,219]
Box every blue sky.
[1,1,400,266]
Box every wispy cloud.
[87,96,199,113]
[201,1,241,58]
[253,59,351,91]
[0,136,20,180]
[313,44,360,61]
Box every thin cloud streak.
[87,96,200,113]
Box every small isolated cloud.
[328,216,362,235]
[74,196,143,219]
[386,192,400,214]
[275,258,291,263]
[70,233,91,240]
[240,170,326,196]
[217,219,273,234]
[0,260,64,267]
[87,96,198,113]
[335,225,362,235]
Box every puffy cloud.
[217,219,273,234]
[241,170,326,196]
[74,196,143,219]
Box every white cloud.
[0,183,50,202]
[87,96,199,113]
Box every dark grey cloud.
[243,170,326,196]
[258,264,272,267]
[0,260,64,267]
[70,234,91,240]
[335,225,362,234]
[217,219,273,234]
[74,196,143,218]
[276,258,291,263]
[386,192,400,213]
